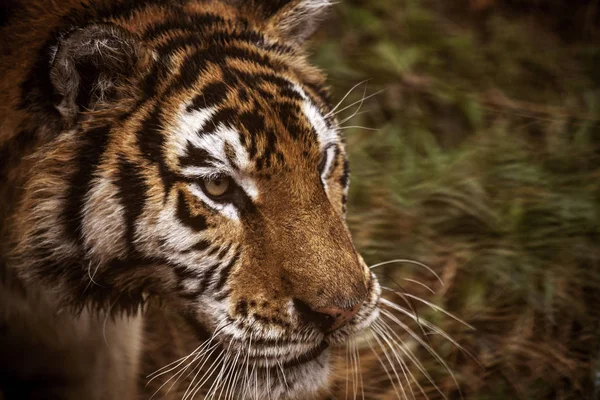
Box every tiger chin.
[0,0,385,399]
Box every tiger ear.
[49,24,151,123]
[244,0,332,45]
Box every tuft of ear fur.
[238,0,332,45]
[49,24,151,123]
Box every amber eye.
[203,176,231,198]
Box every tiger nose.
[294,299,362,333]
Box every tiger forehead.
[170,75,339,174]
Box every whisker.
[365,330,403,399]
[402,278,436,294]
[150,322,233,398]
[329,89,385,117]
[345,341,350,400]
[338,126,379,131]
[373,322,415,400]
[216,351,237,400]
[371,323,409,399]
[369,259,443,286]
[200,350,229,399]
[379,308,463,398]
[223,345,242,400]
[185,338,234,400]
[85,259,105,291]
[376,318,437,400]
[172,343,221,399]
[326,79,372,117]
[338,81,368,129]
[241,330,255,399]
[380,299,474,360]
[351,338,358,400]
[355,339,365,400]
[277,358,289,390]
[384,295,475,330]
[148,321,231,381]
[338,109,372,125]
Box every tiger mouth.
[244,341,329,370]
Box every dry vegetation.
[311,0,600,398]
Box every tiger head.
[11,0,381,397]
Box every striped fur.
[0,1,393,399]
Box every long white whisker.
[156,321,233,398]
[379,308,462,396]
[338,109,372,125]
[370,259,443,286]
[371,324,408,399]
[147,346,201,381]
[241,330,254,399]
[395,294,476,330]
[373,322,414,400]
[164,342,221,398]
[355,339,365,400]
[326,79,371,117]
[339,81,368,128]
[338,126,379,131]
[148,320,231,382]
[401,278,436,294]
[185,343,228,400]
[377,318,435,400]
[345,341,350,400]
[204,340,234,400]
[365,330,403,398]
[350,338,357,400]
[330,90,385,117]
[277,358,289,390]
[265,356,272,400]
[216,350,238,400]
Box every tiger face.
[9,0,381,397]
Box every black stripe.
[154,29,273,60]
[339,157,350,188]
[277,101,311,140]
[216,243,232,260]
[238,111,266,159]
[207,245,221,257]
[168,41,285,92]
[186,81,229,112]
[136,104,176,198]
[213,251,240,292]
[180,239,211,254]
[173,265,199,281]
[197,261,219,293]
[179,143,218,169]
[176,190,208,231]
[64,126,111,242]
[199,106,237,135]
[142,12,226,40]
[214,287,231,301]
[116,157,149,250]
[191,240,211,252]
[257,0,293,19]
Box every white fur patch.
[320,144,337,191]
[171,103,260,220]
[292,84,339,149]
[81,172,127,262]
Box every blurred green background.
[310,1,600,398]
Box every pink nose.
[314,303,362,332]
[294,298,362,333]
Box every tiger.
[0,0,452,399]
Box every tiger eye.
[204,177,231,197]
